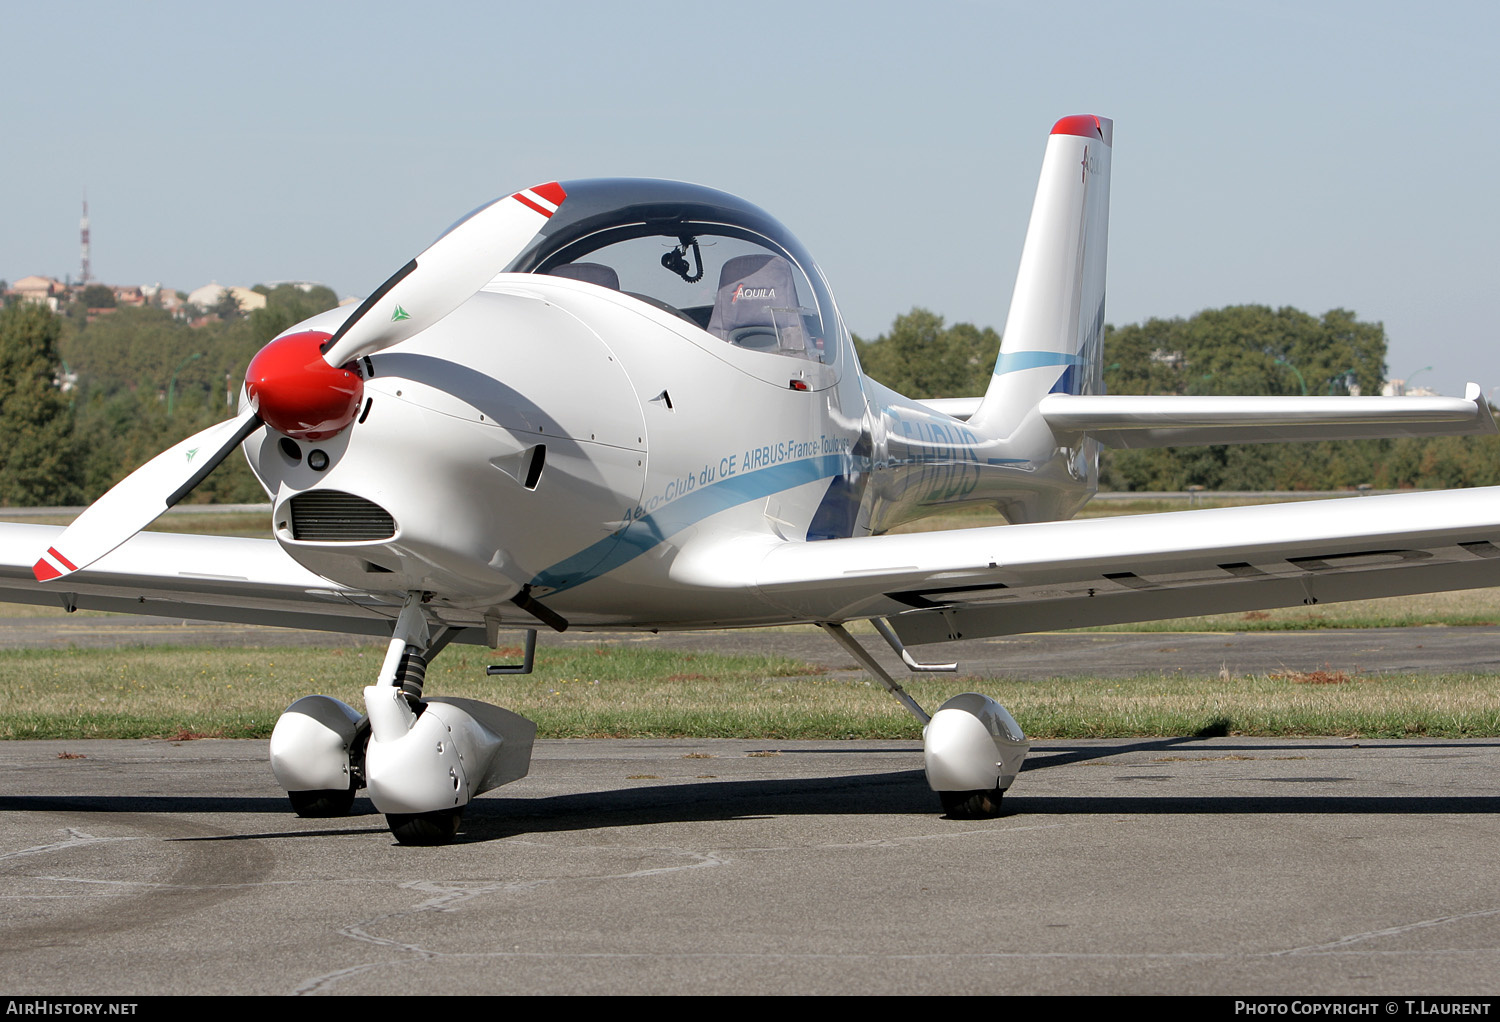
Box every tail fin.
[967,115,1112,437]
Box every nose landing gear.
[270,592,538,844]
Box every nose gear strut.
[396,647,427,706]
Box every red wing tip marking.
[513,182,566,218]
[33,557,62,582]
[1051,114,1104,140]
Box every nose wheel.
[387,809,464,845]
[288,785,358,818]
[939,785,1004,819]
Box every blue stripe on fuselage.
[530,454,847,596]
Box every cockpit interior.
[500,179,846,364]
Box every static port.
[308,449,330,472]
[278,437,302,462]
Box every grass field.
[2,642,1497,741]
[2,509,272,537]
[3,496,1497,740]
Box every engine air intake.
[289,491,396,542]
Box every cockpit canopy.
[501,179,848,364]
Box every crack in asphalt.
[1272,906,1500,955]
[0,828,138,862]
[294,847,731,995]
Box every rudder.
[968,115,1112,437]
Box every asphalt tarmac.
[1,736,1498,996]
[1,616,1498,996]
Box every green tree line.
[0,284,337,506]
[1,297,1494,506]
[855,304,1500,492]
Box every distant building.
[10,275,66,311]
[186,282,267,315]
[1149,348,1186,370]
[1382,379,1440,398]
[139,283,185,313]
[259,280,326,294]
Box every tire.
[387,809,463,845]
[939,786,1003,819]
[288,786,356,818]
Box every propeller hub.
[246,330,364,441]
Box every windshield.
[504,179,847,365]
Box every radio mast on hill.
[80,194,91,285]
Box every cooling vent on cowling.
[288,491,396,542]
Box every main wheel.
[288,786,356,818]
[939,785,1004,819]
[387,809,463,846]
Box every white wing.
[676,487,1500,645]
[0,523,481,644]
[6,489,1500,647]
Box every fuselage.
[245,282,1093,630]
[242,180,1097,630]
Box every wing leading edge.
[710,487,1500,645]
[8,489,1500,647]
[0,523,486,642]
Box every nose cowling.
[245,330,365,441]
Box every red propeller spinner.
[244,330,364,441]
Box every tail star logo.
[391,306,411,322]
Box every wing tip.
[32,557,62,582]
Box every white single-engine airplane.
[3,115,1498,843]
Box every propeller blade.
[33,406,262,582]
[320,182,566,367]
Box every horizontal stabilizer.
[1039,383,1496,448]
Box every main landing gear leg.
[818,621,1030,819]
[270,591,538,845]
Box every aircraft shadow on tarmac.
[1028,735,1500,767]
[4,734,1499,847]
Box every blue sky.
[4,0,1495,396]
